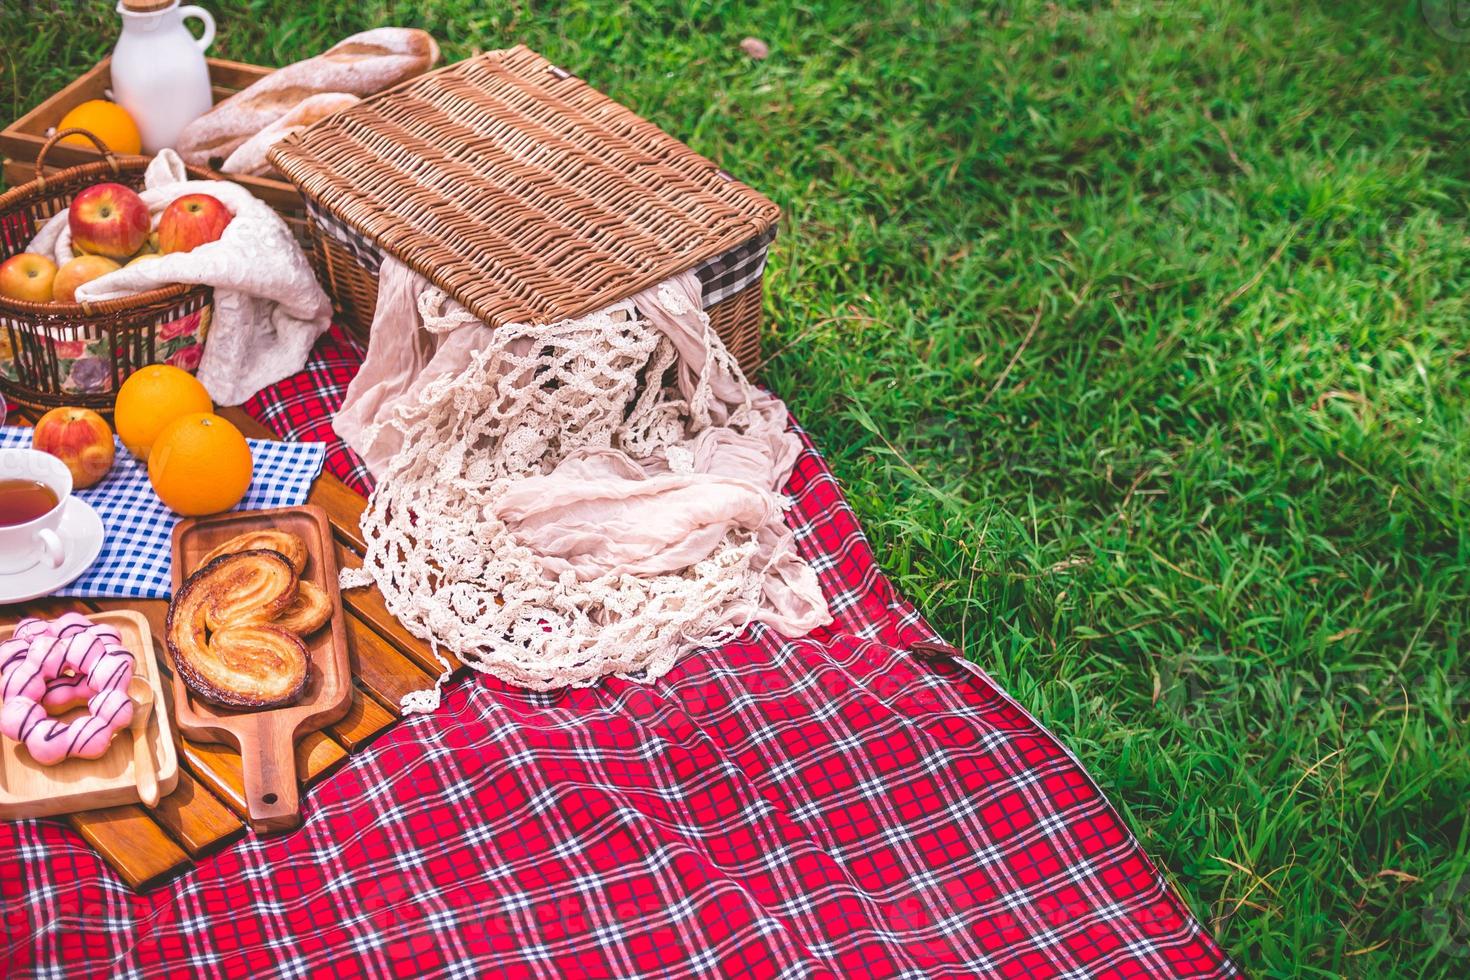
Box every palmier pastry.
[199,530,309,575]
[168,551,309,709]
[271,580,333,635]
[196,549,299,634]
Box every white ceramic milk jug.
[110,0,216,153]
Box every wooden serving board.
[169,506,351,833]
[0,610,178,820]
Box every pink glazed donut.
[0,613,135,766]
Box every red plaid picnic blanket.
[242,324,374,495]
[0,330,1237,978]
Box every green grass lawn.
[6,0,1469,974]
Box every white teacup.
[0,448,72,575]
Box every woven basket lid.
[269,45,779,329]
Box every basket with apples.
[0,129,225,411]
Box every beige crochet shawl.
[336,259,831,711]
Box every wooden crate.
[0,56,316,252]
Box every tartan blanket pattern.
[0,332,1237,978]
[241,323,373,495]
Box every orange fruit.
[114,364,212,461]
[57,100,142,156]
[148,413,253,516]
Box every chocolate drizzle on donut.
[0,613,137,765]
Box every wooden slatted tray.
[0,57,305,220]
[0,405,453,888]
[0,57,332,307]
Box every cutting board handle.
[239,724,301,833]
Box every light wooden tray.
[0,56,303,217]
[0,57,326,291]
[169,506,351,833]
[0,610,178,820]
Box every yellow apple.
[53,255,121,303]
[0,252,58,303]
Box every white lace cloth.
[26,150,332,405]
[337,260,831,710]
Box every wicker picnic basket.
[268,46,778,375]
[0,130,216,410]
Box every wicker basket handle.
[35,128,121,190]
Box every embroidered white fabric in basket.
[27,150,332,406]
[339,262,831,710]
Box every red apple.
[0,252,58,303]
[53,255,121,303]
[158,194,232,254]
[69,182,151,260]
[33,407,115,489]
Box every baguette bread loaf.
[221,92,360,176]
[176,28,439,167]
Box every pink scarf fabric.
[333,260,830,698]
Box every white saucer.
[0,497,105,604]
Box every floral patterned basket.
[0,129,214,411]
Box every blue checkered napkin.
[0,427,324,600]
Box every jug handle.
[178,5,216,53]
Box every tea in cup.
[0,449,72,574]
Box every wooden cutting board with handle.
[169,505,351,833]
